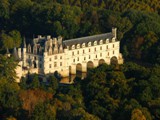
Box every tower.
[23,37,27,67]
[112,28,117,39]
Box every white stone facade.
[16,28,123,81]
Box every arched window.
[94,41,97,46]
[99,40,103,44]
[88,42,91,47]
[72,45,75,49]
[106,39,109,43]
[82,43,85,48]
[77,44,80,49]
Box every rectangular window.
[54,62,57,67]
[60,62,62,66]
[100,53,102,57]
[100,46,102,50]
[113,44,114,48]
[89,49,90,52]
[113,51,114,54]
[49,58,52,61]
[54,56,57,59]
[77,57,79,61]
[73,59,75,62]
[83,50,85,54]
[72,52,74,56]
[77,51,79,54]
[49,64,52,68]
[106,45,108,49]
[84,57,86,60]
[95,48,96,51]
[60,56,62,59]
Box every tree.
[131,109,146,120]
[9,30,21,48]
[1,32,14,53]
[0,55,18,81]
[31,102,56,120]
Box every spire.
[23,36,26,48]
[12,47,19,60]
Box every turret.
[23,37,27,67]
[58,36,62,45]
[59,44,63,53]
[18,48,21,59]
[112,28,117,39]
[54,44,58,54]
[13,47,19,60]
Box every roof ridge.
[64,32,112,42]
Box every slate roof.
[63,32,113,46]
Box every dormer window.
[99,40,103,45]
[106,39,109,43]
[94,41,97,46]
[77,44,80,49]
[88,42,91,47]
[82,43,85,48]
[72,45,75,49]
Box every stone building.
[15,28,123,82]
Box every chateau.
[15,28,123,82]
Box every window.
[73,59,75,62]
[60,62,62,66]
[72,52,74,56]
[99,40,103,44]
[49,64,52,68]
[89,55,91,59]
[77,57,79,61]
[106,45,108,49]
[54,62,57,67]
[34,56,36,60]
[100,46,102,50]
[54,56,57,59]
[88,42,91,47]
[77,44,80,49]
[72,45,75,49]
[83,50,85,54]
[113,51,114,54]
[84,57,86,60]
[49,58,52,61]
[106,39,109,43]
[108,52,109,56]
[82,43,85,48]
[77,51,79,54]
[113,44,114,48]
[96,55,97,58]
[60,56,62,59]
[94,41,97,45]
[94,48,96,52]
[100,53,102,57]
[89,49,90,52]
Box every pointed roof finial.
[13,47,19,60]
[23,36,26,48]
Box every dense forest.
[0,0,160,120]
